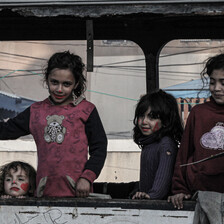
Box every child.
[132,89,183,200]
[168,53,224,209]
[0,161,36,198]
[0,51,107,197]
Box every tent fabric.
[0,91,35,113]
[164,79,210,98]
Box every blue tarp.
[0,91,35,113]
[164,79,210,98]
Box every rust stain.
[112,209,127,212]
[65,212,77,218]
[19,211,40,214]
[81,213,114,218]
[162,215,188,218]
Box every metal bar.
[164,89,209,91]
[146,53,158,92]
[0,0,224,7]
[86,20,94,72]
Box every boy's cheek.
[152,122,160,132]
[21,183,29,192]
[138,118,142,125]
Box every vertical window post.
[86,20,94,72]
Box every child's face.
[209,69,224,105]
[138,107,162,136]
[4,166,30,197]
[47,68,78,105]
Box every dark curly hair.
[0,161,36,197]
[44,51,86,97]
[133,89,183,148]
[200,53,224,92]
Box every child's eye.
[18,178,25,181]
[50,80,58,85]
[209,79,215,85]
[148,112,159,120]
[5,178,11,182]
[63,82,72,87]
[148,115,157,121]
[138,115,145,121]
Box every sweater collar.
[138,133,157,146]
[209,96,224,109]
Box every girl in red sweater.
[0,51,107,197]
[168,53,224,209]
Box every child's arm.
[167,110,196,208]
[81,107,107,184]
[171,109,196,196]
[0,107,30,139]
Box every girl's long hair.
[133,89,183,147]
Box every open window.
[159,39,223,124]
[0,40,146,183]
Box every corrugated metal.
[0,0,224,6]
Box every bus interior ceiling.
[1,1,224,91]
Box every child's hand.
[76,178,91,198]
[1,195,12,199]
[1,195,27,199]
[167,193,191,209]
[16,195,27,199]
[132,191,150,199]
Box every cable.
[0,52,47,61]
[161,45,224,58]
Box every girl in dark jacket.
[132,89,183,200]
